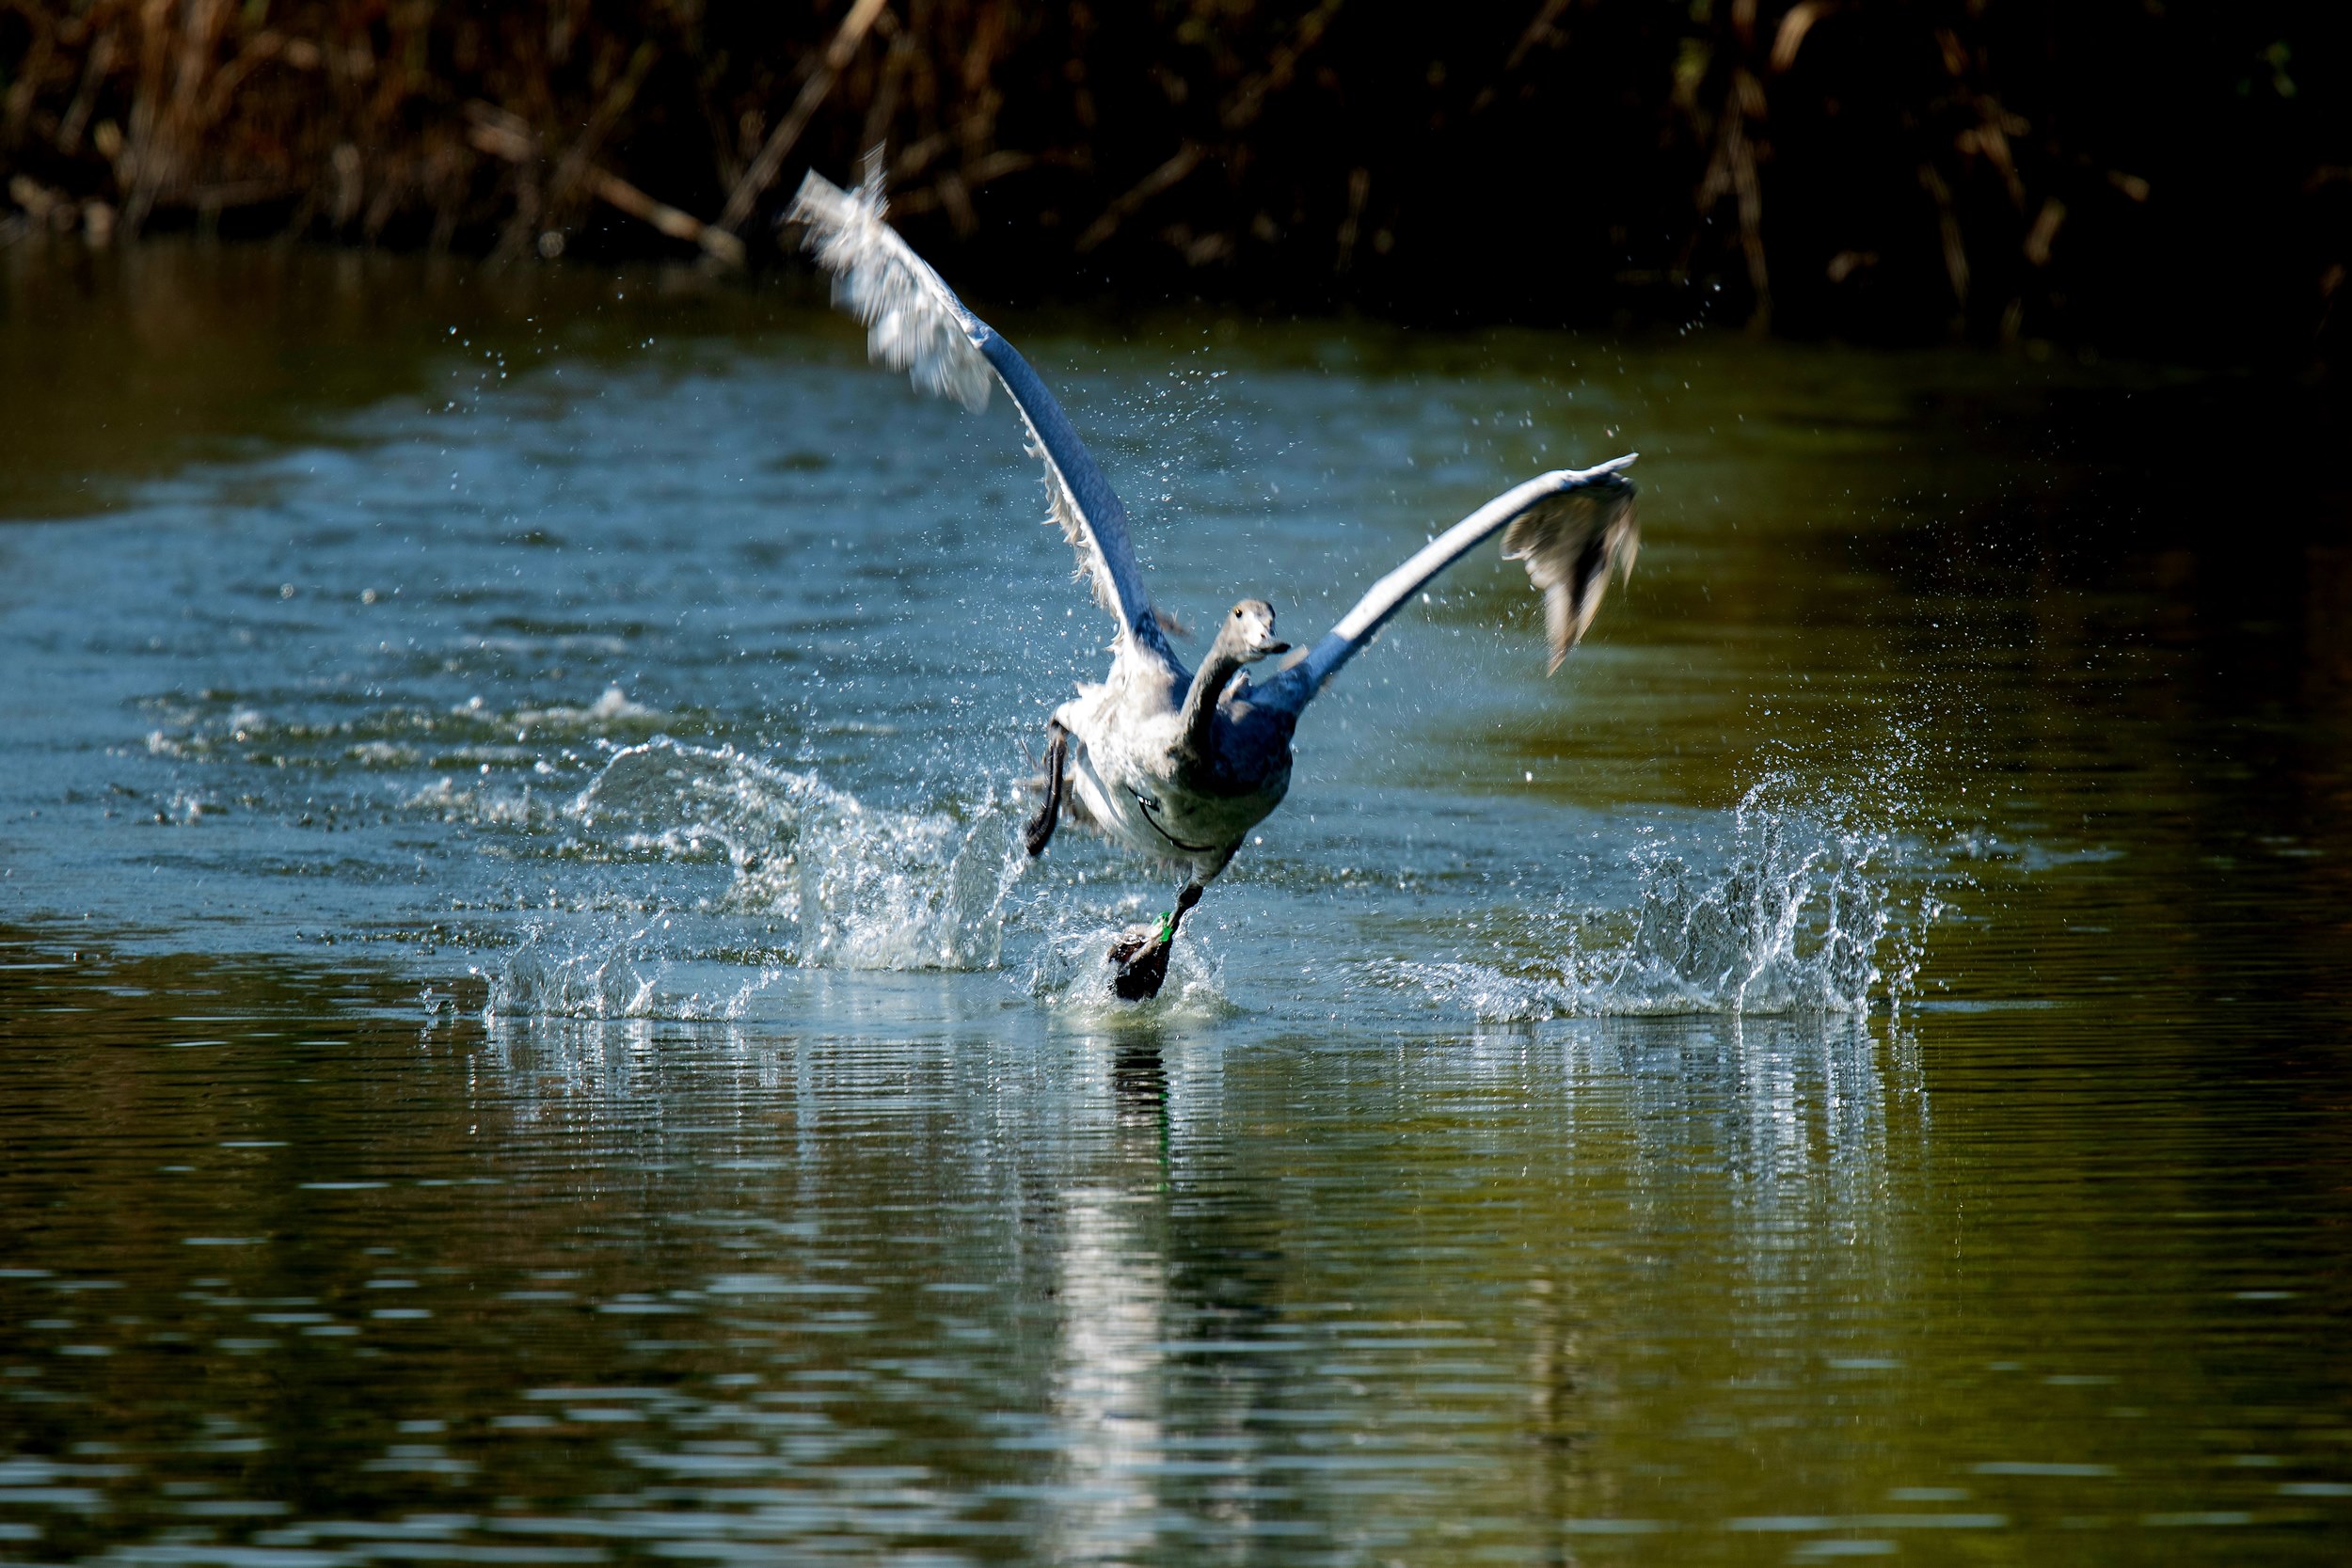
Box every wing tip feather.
[1501,466,1641,673]
[787,160,993,415]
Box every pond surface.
[2,244,2348,1564]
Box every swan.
[787,164,1639,1000]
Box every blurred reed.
[0,2,2343,362]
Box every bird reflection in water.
[1111,1042,1168,1137]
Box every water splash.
[571,739,1026,971]
[482,920,665,1021]
[481,918,786,1022]
[1577,752,1947,1014]
[475,741,1030,1018]
[1023,918,1235,1018]
[406,774,554,827]
[1367,732,1961,1021]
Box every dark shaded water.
[2,245,2348,1563]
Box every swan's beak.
[1263,641,1291,657]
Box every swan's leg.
[1110,879,1205,1001]
[1024,721,1069,858]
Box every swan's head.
[1220,599,1290,662]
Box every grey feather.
[791,161,1148,628]
[786,165,993,414]
[1499,472,1639,673]
[1022,423,1120,614]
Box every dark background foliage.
[2,1,2344,367]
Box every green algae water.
[1,244,2347,1564]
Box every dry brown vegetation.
[1,2,2344,363]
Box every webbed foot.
[1024,721,1069,858]
[1107,881,1203,1002]
[1109,919,1175,1001]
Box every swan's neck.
[1177,642,1247,765]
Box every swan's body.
[788,164,1639,998]
[1052,600,1296,885]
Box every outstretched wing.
[1271,457,1638,705]
[787,165,1178,667]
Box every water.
[2,245,2348,1564]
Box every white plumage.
[787,163,1642,999]
[786,162,993,414]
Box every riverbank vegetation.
[2,2,2344,366]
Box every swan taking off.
[788,165,1639,1001]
